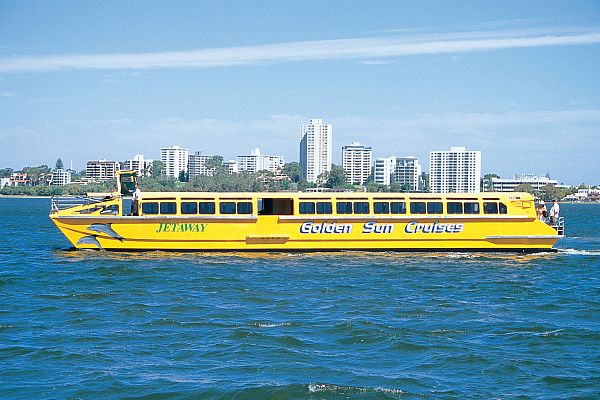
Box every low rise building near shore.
[51,168,72,185]
[488,174,559,192]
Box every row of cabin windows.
[140,200,508,216]
[299,201,507,215]
[141,201,252,215]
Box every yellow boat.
[49,171,564,252]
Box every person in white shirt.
[549,200,560,225]
[536,200,547,221]
[131,182,141,216]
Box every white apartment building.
[161,145,188,178]
[124,154,153,177]
[374,156,422,190]
[51,168,72,185]
[223,160,239,174]
[394,157,422,191]
[488,175,560,192]
[299,118,332,183]
[188,151,215,177]
[429,147,481,193]
[86,160,120,181]
[237,148,284,173]
[342,142,372,185]
[374,157,396,186]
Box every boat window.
[374,201,389,214]
[79,206,104,214]
[237,201,253,214]
[447,202,463,214]
[427,202,443,214]
[259,198,293,215]
[181,201,197,215]
[483,202,498,214]
[390,201,406,214]
[199,201,216,214]
[410,201,426,214]
[316,201,332,214]
[160,202,177,215]
[336,201,353,214]
[299,201,315,214]
[353,202,370,214]
[142,202,159,215]
[464,202,480,214]
[499,202,508,214]
[220,201,236,214]
[100,204,119,215]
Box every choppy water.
[0,198,599,399]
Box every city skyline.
[1,2,599,184]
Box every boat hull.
[50,214,561,252]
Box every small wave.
[557,248,600,256]
[308,382,404,396]
[493,328,564,337]
[254,322,292,328]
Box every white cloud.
[358,60,396,65]
[0,28,599,73]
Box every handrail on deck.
[50,195,109,213]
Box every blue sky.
[0,1,599,184]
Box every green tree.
[151,160,165,178]
[325,165,346,188]
[202,155,227,176]
[482,173,500,192]
[0,168,13,177]
[282,162,302,183]
[55,158,64,170]
[365,182,387,192]
[22,165,51,186]
[389,182,405,192]
[297,179,316,191]
[178,170,188,182]
[514,183,535,194]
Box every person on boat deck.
[549,199,560,224]
[536,200,547,222]
[131,182,141,216]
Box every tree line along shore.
[0,161,586,200]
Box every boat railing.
[550,216,565,236]
[50,195,107,213]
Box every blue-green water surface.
[0,199,599,399]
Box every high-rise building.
[124,154,153,177]
[188,151,215,177]
[161,145,188,178]
[374,156,422,190]
[86,160,120,181]
[429,147,481,193]
[299,118,332,183]
[342,142,372,185]
[237,148,284,173]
